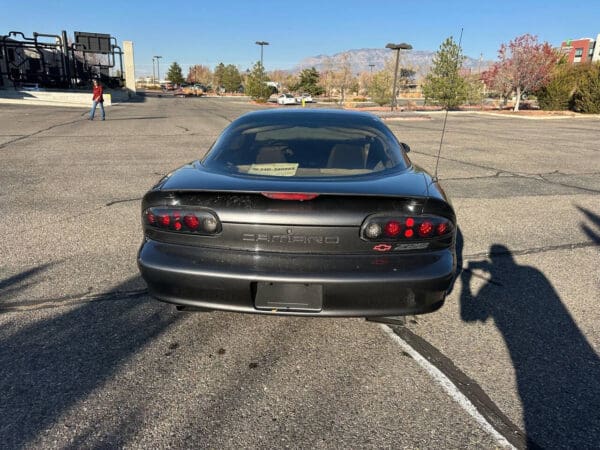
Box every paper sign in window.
[248,163,299,176]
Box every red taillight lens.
[184,214,200,230]
[158,215,170,227]
[437,222,448,235]
[144,208,221,235]
[384,221,402,237]
[262,192,319,201]
[405,217,415,227]
[418,221,433,237]
[404,229,414,238]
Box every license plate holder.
[255,282,323,312]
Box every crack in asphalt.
[0,288,148,313]
[414,151,600,194]
[105,197,143,207]
[464,240,598,261]
[0,117,86,150]
[537,173,600,194]
[441,170,600,182]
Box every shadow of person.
[460,244,600,448]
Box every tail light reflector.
[418,221,434,237]
[158,214,170,227]
[183,214,200,230]
[437,223,448,235]
[384,221,402,237]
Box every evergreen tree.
[422,37,467,109]
[245,61,270,102]
[221,64,242,92]
[572,63,600,114]
[213,63,226,89]
[291,67,324,96]
[166,62,185,85]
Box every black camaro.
[138,109,457,316]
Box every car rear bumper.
[137,239,456,317]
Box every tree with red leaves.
[484,34,559,111]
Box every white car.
[277,94,297,105]
[296,93,313,103]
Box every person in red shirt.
[89,79,105,120]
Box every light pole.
[152,57,156,85]
[255,41,269,98]
[368,63,375,74]
[154,55,162,85]
[385,43,412,111]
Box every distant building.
[560,34,600,63]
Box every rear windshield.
[202,114,409,178]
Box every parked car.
[176,84,205,97]
[138,109,457,317]
[277,93,297,105]
[296,93,313,103]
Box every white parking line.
[380,324,515,449]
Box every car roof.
[234,108,383,124]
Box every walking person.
[89,79,105,120]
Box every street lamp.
[152,57,156,85]
[385,42,412,111]
[154,55,162,85]
[255,41,269,98]
[368,63,375,74]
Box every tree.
[221,64,242,93]
[166,62,185,85]
[481,63,513,107]
[571,63,600,113]
[319,57,336,98]
[422,37,467,110]
[486,34,558,111]
[244,61,270,102]
[213,62,226,89]
[187,65,212,85]
[370,69,393,106]
[291,67,324,96]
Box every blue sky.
[2,0,599,77]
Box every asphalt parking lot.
[0,96,598,448]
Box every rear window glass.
[202,115,408,178]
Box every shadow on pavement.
[577,205,600,244]
[460,244,600,448]
[0,263,55,304]
[0,274,180,448]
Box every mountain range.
[294,48,492,78]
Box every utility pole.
[369,63,375,74]
[385,42,412,111]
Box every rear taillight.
[261,192,319,201]
[143,207,221,235]
[361,215,453,241]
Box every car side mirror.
[400,142,411,153]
